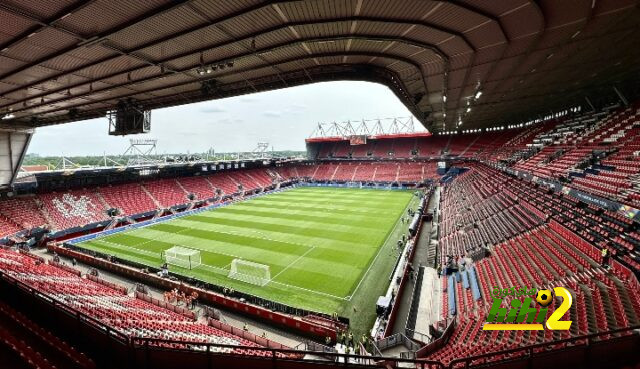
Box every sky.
[28,81,421,156]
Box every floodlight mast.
[236,142,272,160]
[308,116,418,139]
[121,139,160,166]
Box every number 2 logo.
[546,287,572,330]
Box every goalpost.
[163,246,202,270]
[228,259,271,286]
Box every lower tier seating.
[0,300,95,369]
[431,222,640,365]
[38,191,109,231]
[0,249,270,355]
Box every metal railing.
[2,269,639,369]
[405,266,425,335]
[448,325,640,369]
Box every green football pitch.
[75,187,418,334]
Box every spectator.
[601,247,610,268]
[191,291,198,309]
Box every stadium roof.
[0,0,639,132]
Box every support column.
[0,128,33,189]
[584,96,596,112]
[613,86,629,106]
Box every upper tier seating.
[446,134,480,156]
[459,164,640,274]
[417,135,450,157]
[392,137,417,158]
[439,165,543,264]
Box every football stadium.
[0,1,639,369]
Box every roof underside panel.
[0,0,637,132]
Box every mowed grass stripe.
[244,198,402,216]
[186,214,387,244]
[278,188,402,198]
[172,218,379,253]
[76,187,415,319]
[85,239,236,270]
[149,221,375,263]
[253,194,402,208]
[93,231,364,282]
[194,209,388,237]
[211,206,390,229]
[130,224,372,271]
[232,201,393,217]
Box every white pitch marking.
[268,245,316,281]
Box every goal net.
[228,259,271,286]
[163,246,202,270]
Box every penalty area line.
[268,245,316,281]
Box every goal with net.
[228,259,271,286]
[163,246,202,270]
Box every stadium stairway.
[177,176,216,201]
[390,187,440,339]
[142,179,186,208]
[411,267,440,339]
[34,198,58,231]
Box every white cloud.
[199,106,227,113]
[28,81,417,155]
[262,110,283,118]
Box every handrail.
[405,266,425,335]
[447,325,640,369]
[131,336,446,368]
[1,268,638,369]
[416,318,455,358]
[406,328,431,345]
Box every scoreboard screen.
[349,135,367,145]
